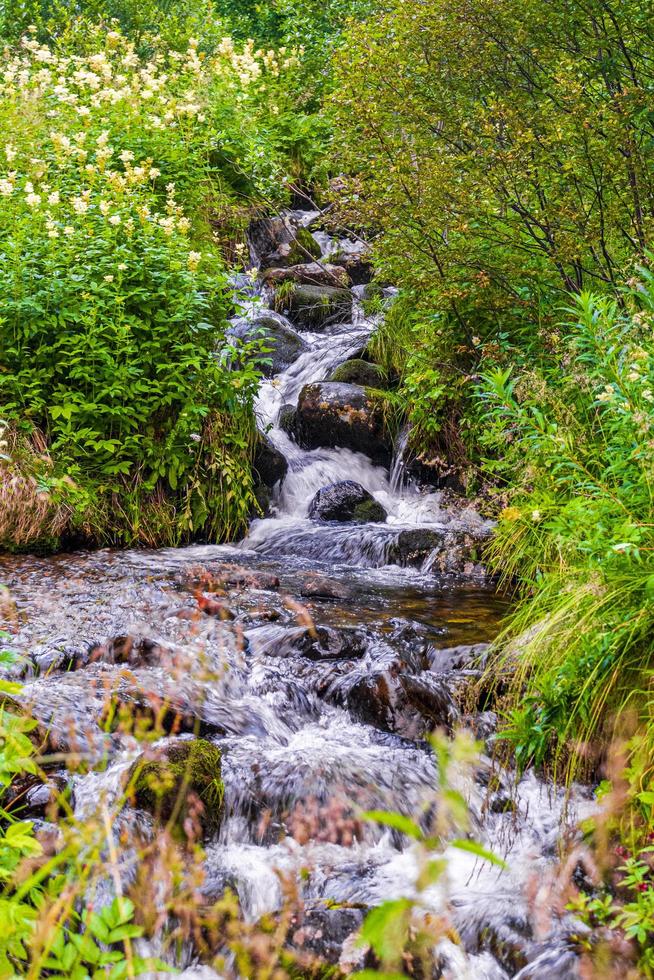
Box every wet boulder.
[308,481,387,524]
[262,262,351,288]
[329,358,386,388]
[126,738,224,837]
[297,573,352,601]
[285,284,352,330]
[278,403,298,439]
[228,313,309,377]
[250,216,321,269]
[387,526,490,573]
[289,906,365,965]
[399,673,458,730]
[254,432,288,488]
[295,383,392,464]
[327,238,373,285]
[247,624,367,661]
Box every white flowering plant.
[0,26,298,545]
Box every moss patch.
[288,225,322,264]
[352,498,387,523]
[329,359,386,387]
[127,738,224,837]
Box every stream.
[0,210,594,979]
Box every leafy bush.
[478,275,654,779]
[0,26,306,547]
[331,0,654,467]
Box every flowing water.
[0,213,594,978]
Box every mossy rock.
[329,359,385,387]
[351,497,387,522]
[127,739,224,837]
[287,226,321,265]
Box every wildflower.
[149,167,161,179]
[99,201,110,215]
[117,262,127,271]
[108,214,121,225]
[72,197,89,214]
[118,149,134,163]
[0,179,13,196]
[63,225,75,235]
[531,509,542,522]
[643,389,654,403]
[104,274,114,282]
[25,192,41,207]
[5,144,17,161]
[501,506,521,523]
[48,190,60,205]
[188,250,202,270]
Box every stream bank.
[0,208,596,979]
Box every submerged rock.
[308,480,387,523]
[297,573,352,601]
[246,624,368,661]
[127,738,224,836]
[296,383,392,464]
[329,358,386,387]
[228,313,309,377]
[285,284,352,330]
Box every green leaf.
[450,838,508,869]
[358,898,413,962]
[361,810,424,840]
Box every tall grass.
[478,274,654,783]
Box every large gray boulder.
[308,480,387,523]
[295,382,392,463]
[285,284,352,330]
[228,313,308,377]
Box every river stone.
[126,738,224,837]
[285,284,352,330]
[289,906,365,965]
[250,218,322,270]
[246,624,367,661]
[295,382,392,464]
[228,313,309,377]
[297,573,352,601]
[327,238,373,285]
[278,403,298,438]
[261,262,351,288]
[248,214,293,264]
[254,432,288,488]
[399,673,458,730]
[328,358,385,387]
[308,480,387,523]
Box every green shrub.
[478,275,654,778]
[0,26,308,546]
[332,0,654,463]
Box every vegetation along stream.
[1,1,653,978]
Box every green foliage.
[333,0,654,468]
[479,279,654,777]
[0,24,308,547]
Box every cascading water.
[0,209,592,979]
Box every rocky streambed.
[0,209,595,978]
